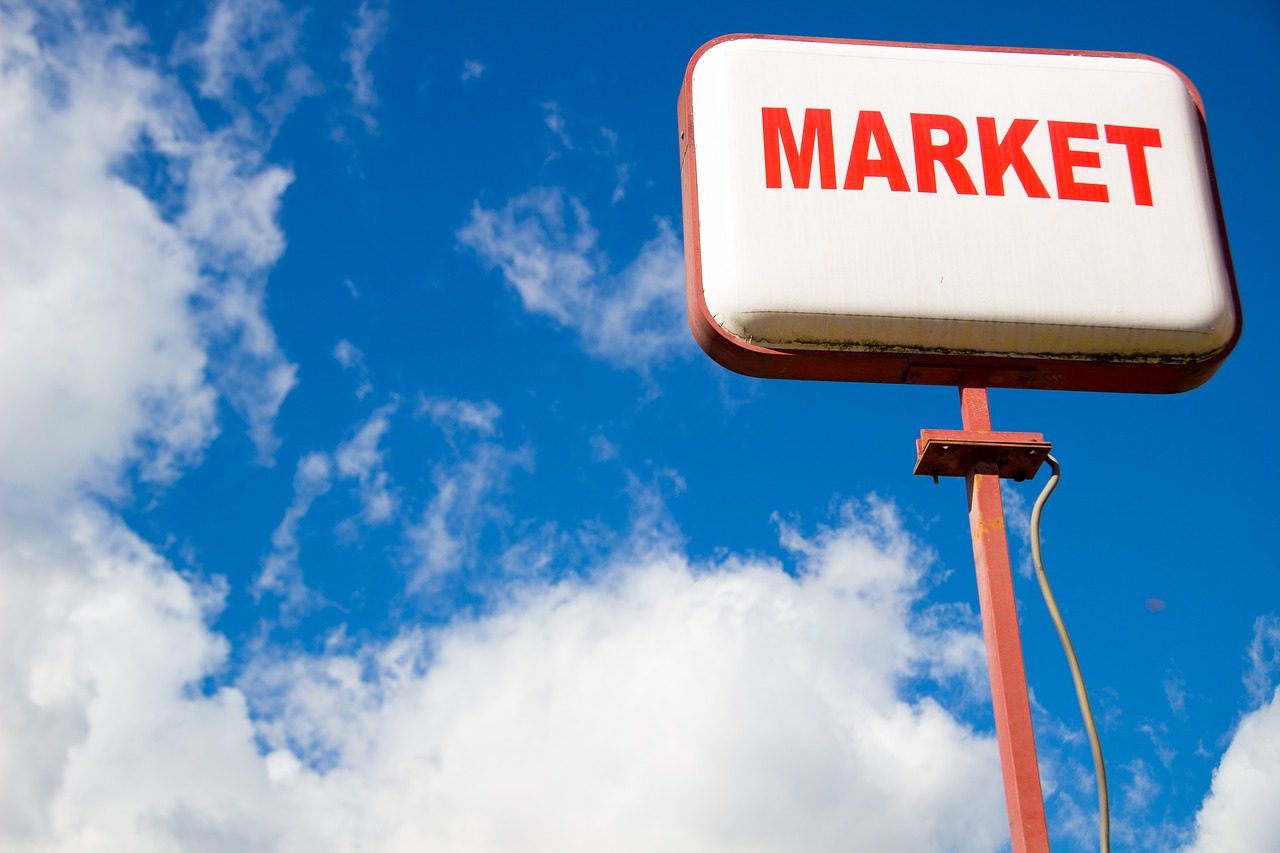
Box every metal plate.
[914,430,1051,481]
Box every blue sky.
[1,0,1277,850]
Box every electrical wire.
[1030,455,1110,853]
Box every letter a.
[844,111,911,191]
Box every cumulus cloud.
[0,504,278,850]
[1181,615,1280,853]
[6,491,1012,851]
[458,187,689,371]
[0,1,296,503]
[0,4,297,841]
[253,503,1011,852]
[1183,688,1280,853]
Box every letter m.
[762,108,836,189]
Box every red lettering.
[1105,124,1162,206]
[977,117,1049,198]
[911,114,978,195]
[762,107,837,189]
[1048,121,1109,203]
[843,110,911,191]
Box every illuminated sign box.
[678,35,1241,393]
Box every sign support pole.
[914,385,1053,853]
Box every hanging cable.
[1030,455,1110,853]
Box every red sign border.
[678,33,1242,393]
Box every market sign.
[678,35,1241,392]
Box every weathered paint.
[914,386,1053,853]
[914,429,1050,481]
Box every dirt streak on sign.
[678,35,1241,393]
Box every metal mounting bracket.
[914,430,1051,482]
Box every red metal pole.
[960,385,1052,853]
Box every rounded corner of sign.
[688,307,771,379]
[1196,312,1244,381]
[686,34,758,76]
[689,296,744,351]
[1160,360,1229,394]
[1128,52,1207,114]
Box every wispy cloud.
[1244,613,1280,708]
[416,396,502,441]
[589,433,619,462]
[257,452,334,610]
[257,403,401,608]
[342,0,389,131]
[460,59,485,81]
[541,100,573,150]
[1000,480,1034,578]
[458,187,689,373]
[334,401,400,531]
[183,0,318,132]
[1165,670,1189,720]
[407,441,534,592]
[333,339,373,399]
[1138,720,1177,770]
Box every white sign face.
[679,36,1240,392]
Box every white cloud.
[460,59,485,81]
[6,490,1012,851]
[333,339,373,398]
[1183,687,1280,853]
[333,339,360,369]
[0,7,296,842]
[613,160,631,203]
[407,441,534,592]
[541,100,573,150]
[257,452,334,608]
[416,396,502,442]
[999,480,1034,578]
[1244,613,1280,708]
[1165,671,1189,719]
[247,504,1009,852]
[589,432,619,461]
[334,402,400,528]
[185,0,317,130]
[1139,720,1177,770]
[0,2,296,504]
[342,0,389,131]
[258,404,401,607]
[458,187,690,371]
[1181,616,1280,853]
[0,506,280,850]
